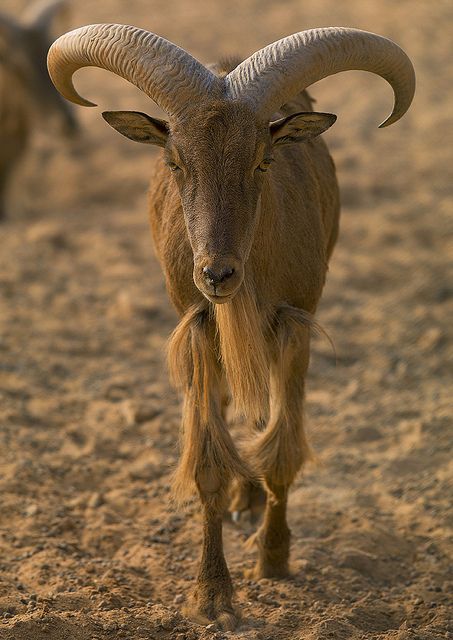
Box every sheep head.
[102,102,335,302]
[47,24,415,302]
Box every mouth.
[194,262,244,304]
[203,292,233,305]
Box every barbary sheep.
[47,24,415,629]
[0,0,77,219]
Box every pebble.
[173,594,185,604]
[418,327,442,351]
[25,504,39,517]
[87,492,104,508]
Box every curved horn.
[47,23,219,118]
[226,28,415,127]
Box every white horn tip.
[231,511,241,523]
[378,112,401,128]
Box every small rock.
[338,548,378,576]
[349,425,383,443]
[25,504,39,517]
[120,400,137,426]
[87,493,104,508]
[173,594,185,604]
[111,290,134,319]
[418,327,442,351]
[120,400,161,427]
[206,623,216,631]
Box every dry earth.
[0,1,452,639]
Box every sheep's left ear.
[102,111,169,147]
[270,112,337,146]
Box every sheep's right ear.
[102,111,169,147]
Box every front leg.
[250,483,291,578]
[189,502,237,629]
[247,322,311,579]
[179,406,243,630]
[169,306,250,629]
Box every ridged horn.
[47,23,219,118]
[226,27,415,127]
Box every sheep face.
[169,102,272,303]
[103,103,335,303]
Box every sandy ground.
[1,1,452,638]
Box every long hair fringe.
[168,302,253,507]
[213,280,271,421]
[248,303,317,485]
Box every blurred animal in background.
[48,25,415,629]
[0,0,78,220]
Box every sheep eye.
[256,158,273,173]
[167,161,181,172]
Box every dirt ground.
[0,1,452,639]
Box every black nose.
[203,266,235,286]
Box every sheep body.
[148,68,335,489]
[46,25,415,628]
[0,1,77,219]
[0,55,30,218]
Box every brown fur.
[248,304,315,487]
[213,278,271,421]
[112,55,340,627]
[168,302,253,510]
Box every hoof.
[245,562,290,580]
[186,579,240,630]
[185,601,239,630]
[229,478,266,525]
[244,527,291,579]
